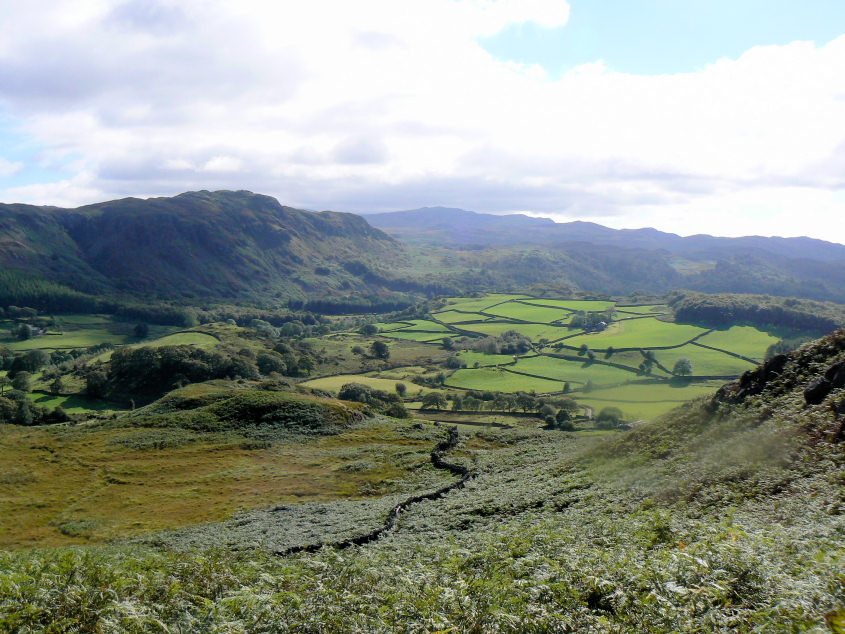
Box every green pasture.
[654,344,757,377]
[143,332,219,348]
[577,380,721,420]
[522,299,615,312]
[303,374,428,395]
[460,321,569,342]
[614,304,669,315]
[445,367,564,393]
[512,355,639,386]
[371,366,429,380]
[2,331,126,351]
[694,325,779,361]
[455,350,519,367]
[372,321,412,332]
[399,319,453,332]
[381,330,445,343]
[443,294,530,313]
[483,302,572,323]
[28,392,117,414]
[431,310,485,324]
[564,317,707,350]
[1,316,181,352]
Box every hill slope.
[0,190,409,303]
[4,192,845,307]
[1,329,842,630]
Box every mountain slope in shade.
[365,206,845,262]
[0,190,406,302]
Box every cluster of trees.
[570,309,615,331]
[352,341,391,360]
[419,389,579,425]
[337,383,408,418]
[0,387,69,426]
[103,344,315,403]
[1,344,116,398]
[105,345,255,401]
[670,291,844,333]
[0,271,106,315]
[577,344,597,361]
[469,331,532,355]
[765,336,814,361]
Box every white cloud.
[0,1,844,241]
[0,158,22,178]
[202,156,243,173]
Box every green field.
[372,321,412,332]
[695,325,779,361]
[399,319,454,332]
[455,350,519,367]
[442,294,530,313]
[522,299,615,312]
[431,310,485,324]
[446,367,564,393]
[381,330,445,343]
[579,380,722,420]
[460,321,570,342]
[564,317,707,350]
[302,374,428,395]
[511,355,639,386]
[1,329,129,351]
[654,343,757,376]
[28,392,118,414]
[614,304,669,315]
[144,332,220,348]
[1,316,180,352]
[482,302,571,323]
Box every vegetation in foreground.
[0,328,843,631]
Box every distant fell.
[366,206,845,261]
[0,190,409,304]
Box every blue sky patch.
[480,0,845,75]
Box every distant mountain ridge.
[365,206,845,261]
[2,192,845,309]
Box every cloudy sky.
[2,0,845,242]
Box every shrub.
[596,406,624,429]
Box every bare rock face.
[824,360,845,388]
[804,377,833,405]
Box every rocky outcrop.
[712,353,790,405]
[805,377,833,405]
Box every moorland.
[0,190,842,632]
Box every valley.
[0,194,842,631]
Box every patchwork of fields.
[365,294,783,421]
[1,295,785,427]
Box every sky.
[1,0,845,242]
